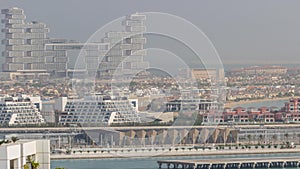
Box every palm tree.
[11,136,19,143]
[23,164,29,169]
[31,161,40,169]
[297,134,300,144]
[247,135,252,145]
[27,156,40,169]
[272,134,278,145]
[284,133,289,143]
[258,134,264,145]
[292,133,297,143]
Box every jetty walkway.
[157,157,300,169]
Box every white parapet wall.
[0,139,50,169]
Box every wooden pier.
[157,157,300,169]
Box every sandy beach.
[225,97,291,108]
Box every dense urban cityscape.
[0,2,300,169]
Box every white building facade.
[97,13,148,79]
[1,7,69,77]
[59,95,140,126]
[2,7,148,79]
[0,140,50,169]
[0,95,45,126]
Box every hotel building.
[2,7,148,79]
[95,13,148,79]
[59,95,140,126]
[166,89,224,113]
[1,7,68,77]
[0,95,45,126]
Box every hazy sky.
[1,0,300,65]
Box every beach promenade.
[51,146,300,159]
[158,157,300,169]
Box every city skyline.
[1,0,300,66]
[1,1,300,169]
[1,7,149,78]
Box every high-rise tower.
[1,8,148,79]
[97,13,148,79]
[1,7,68,77]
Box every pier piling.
[157,158,300,169]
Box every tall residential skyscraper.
[1,7,68,77]
[87,13,148,79]
[1,7,148,79]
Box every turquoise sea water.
[234,99,287,108]
[51,153,300,169]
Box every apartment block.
[0,95,45,126]
[1,7,68,77]
[59,95,140,126]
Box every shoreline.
[225,97,291,108]
[51,147,300,160]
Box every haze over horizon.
[1,0,300,68]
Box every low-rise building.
[202,105,288,124]
[262,112,275,123]
[285,98,300,113]
[230,65,288,75]
[285,112,300,123]
[202,111,224,124]
[166,98,222,113]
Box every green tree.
[23,164,29,169]
[31,161,40,169]
[11,136,19,143]
[27,156,40,169]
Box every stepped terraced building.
[59,95,140,126]
[97,13,148,79]
[0,95,45,126]
[1,7,68,77]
